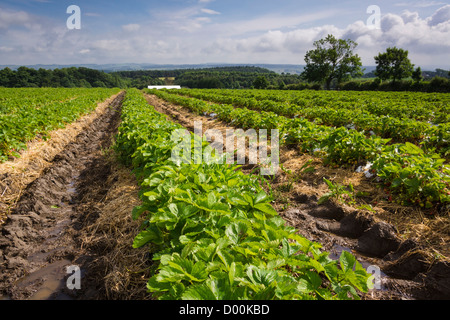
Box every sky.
[0,0,449,69]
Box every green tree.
[412,67,423,82]
[374,47,414,83]
[0,67,14,87]
[36,68,52,87]
[301,34,363,90]
[92,80,106,88]
[15,67,33,87]
[253,75,269,89]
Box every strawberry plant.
[321,127,389,165]
[372,142,450,206]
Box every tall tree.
[412,67,423,82]
[301,34,363,90]
[253,75,269,89]
[374,47,414,83]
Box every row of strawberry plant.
[147,89,450,209]
[175,89,449,157]
[178,88,449,123]
[114,88,372,300]
[0,88,120,162]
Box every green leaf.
[298,271,322,292]
[165,254,208,282]
[225,221,248,244]
[227,179,239,187]
[229,262,236,286]
[403,142,424,155]
[193,242,217,262]
[131,205,146,220]
[132,225,163,248]
[147,275,172,293]
[340,250,356,273]
[151,207,178,230]
[280,238,299,257]
[254,191,269,204]
[318,193,332,205]
[207,192,217,208]
[168,203,179,216]
[246,265,278,287]
[228,195,248,206]
[181,282,217,300]
[216,248,234,269]
[253,202,278,216]
[267,258,286,270]
[404,177,420,190]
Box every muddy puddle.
[0,92,124,300]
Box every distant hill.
[111,66,303,89]
[0,63,306,74]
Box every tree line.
[0,66,306,90]
[0,66,126,88]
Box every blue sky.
[0,0,449,68]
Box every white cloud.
[0,9,31,29]
[122,23,140,32]
[199,5,450,66]
[92,39,124,51]
[84,12,102,17]
[196,17,212,23]
[401,10,421,24]
[428,4,450,25]
[201,9,342,40]
[148,6,214,33]
[201,8,220,15]
[0,46,14,52]
[381,13,405,32]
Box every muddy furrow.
[0,92,125,300]
[144,93,450,300]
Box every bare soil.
[144,93,450,300]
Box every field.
[0,87,449,301]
